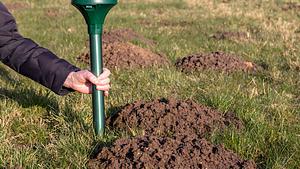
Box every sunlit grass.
[0,0,299,168]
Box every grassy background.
[0,0,299,168]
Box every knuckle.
[83,71,90,76]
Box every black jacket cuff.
[50,58,81,96]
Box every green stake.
[72,0,117,136]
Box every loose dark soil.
[211,31,249,40]
[107,98,243,138]
[77,29,169,69]
[281,2,300,11]
[104,42,169,69]
[78,42,169,69]
[89,98,256,168]
[175,51,257,73]
[103,29,156,47]
[88,135,256,169]
[77,29,170,69]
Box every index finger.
[84,71,98,85]
[98,68,111,80]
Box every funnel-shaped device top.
[72,0,117,34]
[72,0,117,5]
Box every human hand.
[63,68,111,96]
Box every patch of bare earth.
[103,29,156,47]
[88,135,256,169]
[107,98,243,137]
[77,29,169,69]
[175,51,257,73]
[89,98,256,169]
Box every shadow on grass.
[89,132,124,160]
[54,103,91,132]
[0,88,59,110]
[0,65,22,87]
[0,65,58,109]
[106,105,123,120]
[0,66,15,82]
[89,140,110,159]
[0,65,121,161]
[0,67,88,131]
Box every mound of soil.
[77,29,169,69]
[90,98,256,168]
[78,42,169,69]
[88,135,256,169]
[281,2,300,11]
[103,29,156,47]
[104,42,169,69]
[175,51,256,73]
[211,31,249,40]
[107,98,243,138]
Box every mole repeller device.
[72,0,117,136]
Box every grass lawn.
[0,0,299,168]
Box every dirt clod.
[175,51,257,73]
[88,135,256,169]
[281,2,300,11]
[108,98,243,138]
[45,8,68,18]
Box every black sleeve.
[0,2,80,95]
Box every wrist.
[63,71,75,89]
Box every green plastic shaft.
[71,0,117,136]
[90,33,105,136]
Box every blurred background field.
[0,0,299,168]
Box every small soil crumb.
[107,98,243,137]
[222,0,232,3]
[103,29,156,47]
[211,31,249,40]
[78,42,169,69]
[159,20,195,27]
[281,2,300,11]
[88,135,256,169]
[45,8,67,18]
[175,51,257,73]
[4,2,29,11]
